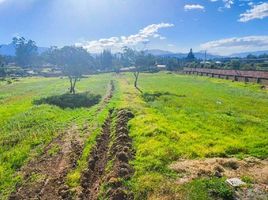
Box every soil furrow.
[80,111,113,200]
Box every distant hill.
[0,43,48,56]
[231,50,268,58]
[146,49,223,59]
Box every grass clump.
[182,178,234,200]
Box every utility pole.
[204,50,207,68]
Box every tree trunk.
[134,71,139,88]
[133,71,142,93]
[72,78,78,94]
[69,76,73,94]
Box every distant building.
[120,66,136,72]
[156,64,166,69]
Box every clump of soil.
[170,157,268,199]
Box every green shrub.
[34,92,101,109]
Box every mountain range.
[145,49,223,59]
[0,43,48,56]
[1,43,267,59]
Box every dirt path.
[9,81,115,200]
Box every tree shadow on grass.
[34,92,101,109]
[142,92,186,102]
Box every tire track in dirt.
[9,80,115,200]
[79,109,135,200]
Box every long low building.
[183,68,268,85]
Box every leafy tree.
[100,49,113,71]
[12,37,38,67]
[230,60,240,70]
[131,50,155,91]
[121,46,136,67]
[47,46,94,94]
[112,54,122,74]
[0,55,6,78]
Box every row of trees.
[38,45,156,93]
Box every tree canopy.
[12,37,38,67]
[47,46,94,94]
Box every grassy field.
[0,72,267,199]
[117,73,268,199]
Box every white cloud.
[239,2,268,22]
[209,0,234,10]
[76,23,174,53]
[200,36,268,55]
[223,0,234,8]
[184,4,205,11]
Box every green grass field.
[0,72,267,199]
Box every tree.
[122,48,155,91]
[100,49,113,71]
[48,46,94,94]
[230,60,240,70]
[12,37,38,67]
[0,55,6,78]
[186,48,196,62]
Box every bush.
[34,92,101,109]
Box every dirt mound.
[170,158,268,185]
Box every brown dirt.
[9,80,115,200]
[170,157,268,200]
[9,125,83,200]
[170,157,268,185]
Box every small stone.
[226,178,246,187]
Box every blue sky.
[0,0,267,55]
